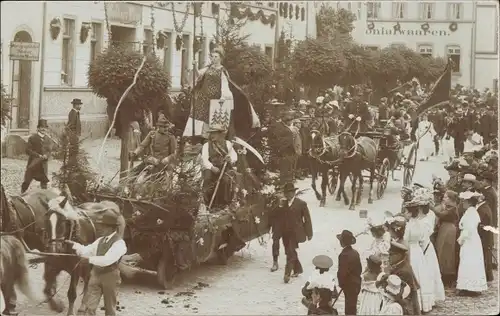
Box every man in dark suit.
[67,98,82,138]
[476,196,494,281]
[336,230,362,315]
[269,183,313,282]
[270,111,299,186]
[21,119,53,193]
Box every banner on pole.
[209,99,233,130]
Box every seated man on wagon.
[201,122,238,210]
[129,114,177,179]
[343,97,373,134]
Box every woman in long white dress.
[403,193,436,313]
[358,255,384,315]
[416,115,436,161]
[456,191,488,295]
[419,201,446,302]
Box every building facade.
[1,1,315,136]
[332,1,498,90]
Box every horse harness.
[0,195,37,236]
[47,207,97,245]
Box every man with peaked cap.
[336,230,362,315]
[388,240,421,315]
[301,255,339,302]
[269,183,313,282]
[65,205,127,316]
[21,119,53,193]
[130,113,177,177]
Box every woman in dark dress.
[432,190,459,287]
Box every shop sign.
[9,42,40,61]
[107,2,143,26]
[366,28,450,36]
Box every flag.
[415,60,452,117]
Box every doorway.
[11,31,32,130]
[110,25,137,51]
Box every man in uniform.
[270,110,300,186]
[129,114,177,177]
[344,97,372,133]
[21,119,53,193]
[66,207,127,316]
[200,122,238,209]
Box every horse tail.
[3,236,37,302]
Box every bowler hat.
[336,229,356,246]
[207,122,227,133]
[282,182,298,193]
[71,98,83,105]
[96,208,122,227]
[312,255,334,270]
[37,119,49,129]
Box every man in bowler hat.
[336,230,362,315]
[21,119,53,193]
[67,98,82,138]
[269,183,313,282]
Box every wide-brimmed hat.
[316,96,325,104]
[462,173,477,182]
[37,119,49,129]
[336,229,356,246]
[270,99,285,106]
[444,160,461,172]
[382,275,411,300]
[367,254,382,266]
[312,255,334,270]
[95,206,122,227]
[71,98,83,105]
[282,182,298,193]
[207,122,227,133]
[458,190,483,200]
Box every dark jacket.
[390,259,421,315]
[24,133,52,183]
[270,120,296,156]
[67,108,81,137]
[270,197,313,243]
[481,186,498,227]
[477,201,494,281]
[337,245,362,291]
[301,298,338,315]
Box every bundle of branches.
[170,86,192,137]
[51,130,97,202]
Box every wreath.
[156,31,169,50]
[367,22,375,30]
[50,18,62,40]
[230,4,277,28]
[211,3,220,16]
[421,22,430,32]
[80,23,91,44]
[393,22,401,32]
[449,22,458,32]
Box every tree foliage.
[316,5,356,41]
[87,47,171,124]
[1,84,12,126]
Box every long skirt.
[358,288,383,315]
[423,240,446,302]
[435,222,457,278]
[408,243,435,313]
[457,234,488,292]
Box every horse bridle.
[45,209,96,246]
[338,132,358,160]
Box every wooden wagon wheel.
[403,143,418,187]
[377,158,390,199]
[328,170,338,195]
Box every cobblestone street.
[1,138,499,315]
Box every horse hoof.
[320,201,325,207]
[49,299,65,313]
[344,200,349,206]
[335,196,341,202]
[368,199,373,204]
[349,205,355,211]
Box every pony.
[309,128,341,207]
[44,195,126,316]
[336,132,377,210]
[0,235,40,315]
[0,185,67,313]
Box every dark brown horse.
[309,128,341,207]
[336,132,377,210]
[45,196,126,316]
[0,185,66,313]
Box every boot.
[270,260,279,272]
[283,274,291,284]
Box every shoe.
[283,274,291,283]
[270,261,279,272]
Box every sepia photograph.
[0,1,498,315]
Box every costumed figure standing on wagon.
[182,46,260,142]
[129,113,177,182]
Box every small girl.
[358,255,384,315]
[365,216,391,273]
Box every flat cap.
[312,255,334,270]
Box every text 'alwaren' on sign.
[9,42,40,61]
[366,28,450,36]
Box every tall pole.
[191,1,197,139]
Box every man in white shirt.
[66,209,127,316]
[200,123,238,209]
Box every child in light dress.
[358,254,384,315]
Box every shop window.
[392,2,406,19]
[367,2,381,19]
[163,31,172,77]
[181,34,190,86]
[197,37,207,69]
[447,3,462,20]
[143,29,153,55]
[420,2,434,20]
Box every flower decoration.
[241,189,248,197]
[367,22,375,30]
[254,216,261,224]
[197,237,204,245]
[50,17,62,40]
[483,225,500,235]
[421,22,430,32]
[404,187,434,208]
[449,22,458,33]
[393,22,401,32]
[156,218,164,225]
[133,210,142,217]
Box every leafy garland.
[230,4,276,28]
